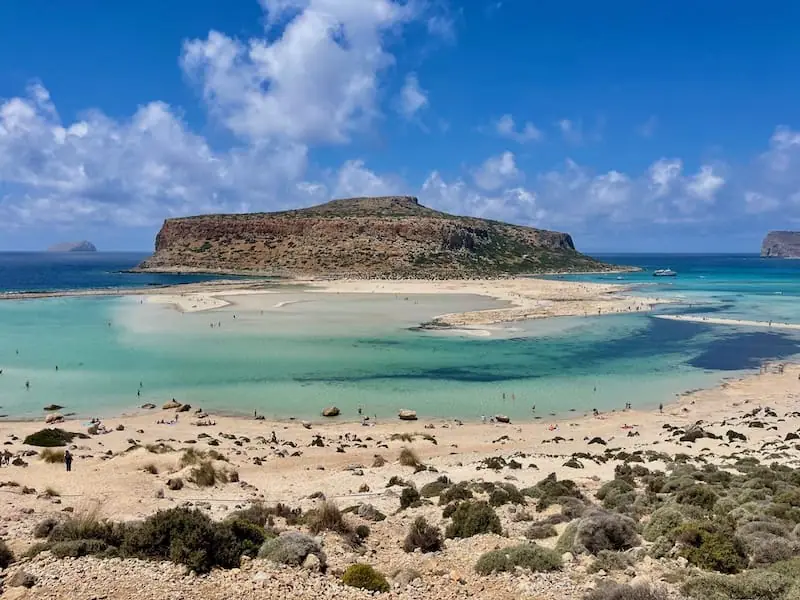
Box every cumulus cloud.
[181,0,419,144]
[397,73,428,120]
[472,151,520,191]
[686,165,725,201]
[494,114,542,143]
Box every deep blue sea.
[0,252,229,293]
[0,252,798,420]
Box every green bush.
[227,503,272,528]
[682,569,793,600]
[23,428,88,447]
[48,510,124,547]
[400,486,421,510]
[585,583,669,600]
[674,521,748,573]
[488,483,525,507]
[40,448,66,463]
[676,485,718,511]
[120,507,243,573]
[439,482,473,506]
[34,517,59,539]
[523,473,584,511]
[224,518,268,557]
[355,524,370,539]
[189,461,225,487]
[0,539,14,568]
[420,480,449,498]
[445,501,501,539]
[341,563,390,593]
[50,539,110,558]
[574,510,640,555]
[587,550,636,573]
[403,517,442,553]
[775,489,800,508]
[306,501,350,535]
[475,543,561,575]
[525,523,558,540]
[643,505,685,542]
[555,521,578,554]
[258,531,325,567]
[398,447,422,469]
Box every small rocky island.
[137,196,617,278]
[47,241,97,253]
[761,231,800,258]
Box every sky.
[2,1,800,252]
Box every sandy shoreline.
[654,313,800,330]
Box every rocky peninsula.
[136,196,619,278]
[761,231,800,258]
[46,241,97,253]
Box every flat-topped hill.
[761,231,800,258]
[137,196,614,278]
[47,241,97,252]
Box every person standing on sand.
[64,450,73,472]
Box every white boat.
[653,269,677,277]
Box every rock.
[393,568,421,590]
[116,424,125,431]
[44,413,64,424]
[162,400,182,410]
[47,241,96,253]
[588,436,606,445]
[322,406,340,417]
[356,503,385,522]
[762,231,800,258]
[398,409,418,421]
[301,421,312,429]
[494,414,510,423]
[251,571,270,584]
[8,571,37,588]
[562,552,574,563]
[43,404,63,411]
[177,404,191,412]
[11,458,27,467]
[302,553,322,572]
[141,403,156,409]
[134,197,610,278]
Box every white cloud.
[744,191,779,213]
[557,118,582,144]
[686,165,725,201]
[181,0,419,144]
[333,159,399,198]
[472,151,520,191]
[494,114,542,143]
[398,73,428,120]
[648,159,683,198]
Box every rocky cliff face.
[47,241,97,252]
[761,231,800,258]
[137,196,612,277]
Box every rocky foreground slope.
[137,196,611,278]
[761,231,800,258]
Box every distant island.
[136,195,621,278]
[47,241,97,253]
[761,231,800,258]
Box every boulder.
[494,414,510,423]
[141,403,156,410]
[162,400,182,410]
[8,571,37,588]
[321,406,340,417]
[44,413,64,424]
[177,404,191,413]
[398,409,418,421]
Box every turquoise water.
[1,254,799,421]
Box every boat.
[653,269,677,277]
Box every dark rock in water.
[141,403,156,410]
[47,240,97,252]
[322,406,340,417]
[43,404,63,411]
[761,231,800,258]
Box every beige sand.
[655,313,800,330]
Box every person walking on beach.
[64,450,73,472]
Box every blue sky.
[2,0,800,252]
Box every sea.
[1,252,799,421]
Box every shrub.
[403,517,442,553]
[523,473,584,511]
[143,463,159,475]
[674,521,748,573]
[228,503,272,528]
[178,447,204,468]
[643,505,685,542]
[189,461,225,487]
[341,564,390,593]
[682,570,792,600]
[355,525,370,540]
[44,486,60,497]
[420,480,449,498]
[525,523,558,540]
[555,521,579,554]
[400,486,421,510]
[676,485,719,511]
[120,507,242,573]
[398,447,422,468]
[649,535,674,559]
[48,508,124,547]
[50,539,110,558]
[34,518,59,539]
[489,483,525,507]
[23,428,87,447]
[167,477,184,491]
[306,501,350,535]
[40,448,65,463]
[258,531,325,567]
[573,510,640,555]
[475,543,562,575]
[585,583,669,600]
[587,550,636,573]
[445,501,501,539]
[0,539,14,569]
[439,482,473,506]
[224,519,268,557]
